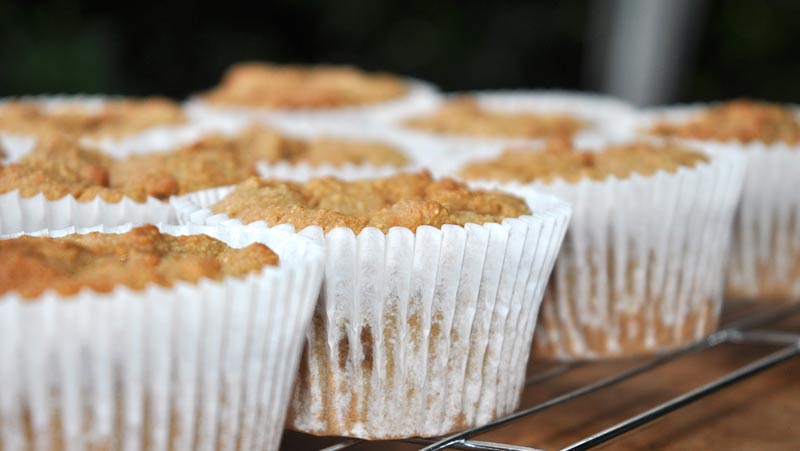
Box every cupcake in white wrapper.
[171,173,571,438]
[254,119,425,182]
[382,91,636,164]
[631,100,800,302]
[91,115,423,184]
[0,95,189,146]
[452,139,746,360]
[185,62,440,126]
[0,223,324,451]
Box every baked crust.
[0,127,408,203]
[403,97,588,139]
[202,62,408,109]
[0,97,185,138]
[459,140,708,183]
[0,224,278,299]
[211,170,531,233]
[648,99,800,144]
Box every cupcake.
[0,95,186,143]
[171,171,571,438]
[0,223,324,451]
[0,96,187,169]
[186,61,440,125]
[0,136,173,233]
[95,117,423,183]
[639,99,800,302]
[385,91,635,164]
[456,140,746,360]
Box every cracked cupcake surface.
[403,97,589,139]
[459,140,709,183]
[210,170,531,233]
[0,97,185,139]
[0,224,278,299]
[647,99,800,144]
[201,62,409,109]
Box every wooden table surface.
[281,302,800,451]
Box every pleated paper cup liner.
[0,222,324,451]
[171,183,572,439]
[0,191,175,235]
[630,106,800,303]
[184,78,441,127]
[380,90,636,162]
[463,142,746,360]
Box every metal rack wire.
[294,302,800,451]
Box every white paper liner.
[459,142,746,360]
[0,95,194,154]
[0,133,36,163]
[378,90,636,165]
[184,78,441,126]
[171,183,571,438]
[0,190,176,235]
[0,223,324,451]
[629,106,800,302]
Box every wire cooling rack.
[284,302,800,451]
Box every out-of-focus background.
[1,0,798,106]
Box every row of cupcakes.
[1,61,798,447]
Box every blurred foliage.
[0,0,588,98]
[0,0,798,102]
[688,0,800,103]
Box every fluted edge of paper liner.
[170,182,572,438]
[0,222,324,451]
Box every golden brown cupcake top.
[211,171,530,233]
[0,225,279,299]
[201,62,408,109]
[459,140,708,184]
[0,97,186,139]
[647,99,800,145]
[403,97,589,139]
[0,127,409,203]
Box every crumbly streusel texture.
[648,99,800,144]
[201,62,409,109]
[459,140,708,183]
[403,97,589,139]
[0,225,278,299]
[211,171,531,233]
[0,127,409,203]
[0,97,185,138]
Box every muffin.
[0,96,186,139]
[641,99,800,302]
[404,96,590,140]
[0,136,174,233]
[171,171,571,439]
[387,91,634,164]
[202,62,408,109]
[187,61,440,124]
[458,140,745,360]
[0,223,324,451]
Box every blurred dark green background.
[1,0,798,104]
